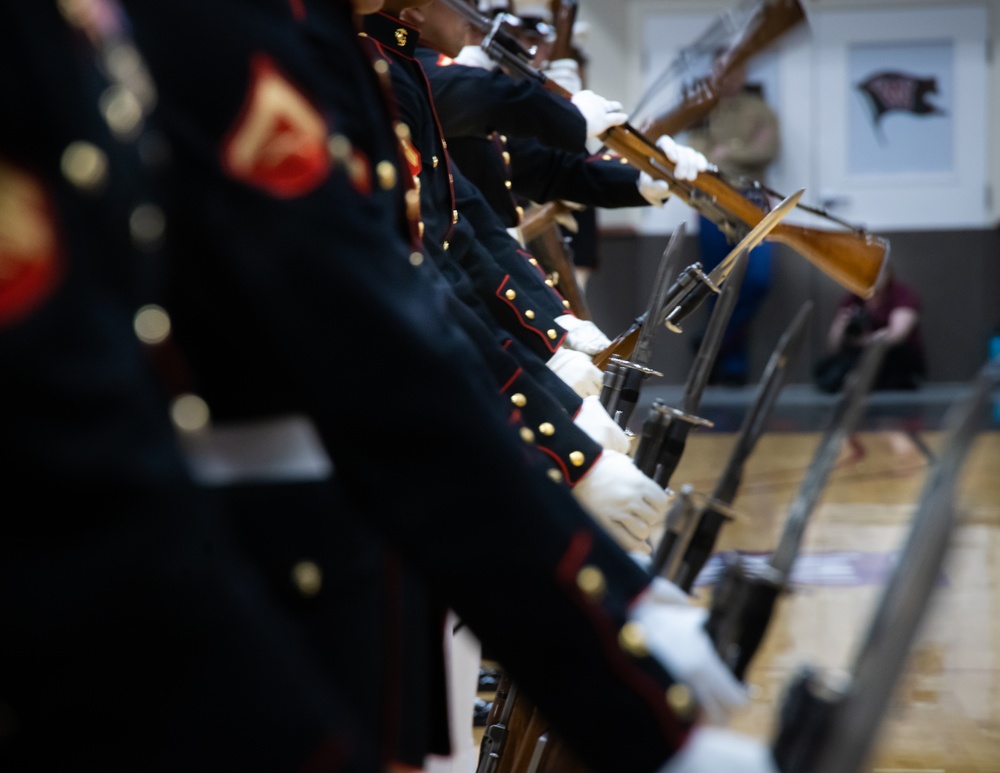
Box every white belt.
[181,414,333,486]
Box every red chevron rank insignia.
[0,158,63,327]
[222,54,331,197]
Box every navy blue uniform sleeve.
[509,136,650,209]
[418,47,587,151]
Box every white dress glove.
[574,394,630,454]
[628,601,748,724]
[637,171,672,207]
[544,57,582,94]
[655,135,709,181]
[659,727,778,773]
[555,314,611,356]
[572,450,669,554]
[546,345,603,398]
[453,45,497,70]
[570,90,628,140]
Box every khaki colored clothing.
[684,91,780,182]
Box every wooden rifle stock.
[527,219,592,320]
[549,0,578,62]
[641,0,807,139]
[597,124,888,299]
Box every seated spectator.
[814,263,927,393]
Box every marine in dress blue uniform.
[360,9,610,485]
[0,2,380,770]
[118,0,706,771]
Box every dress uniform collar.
[364,12,420,59]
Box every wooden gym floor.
[477,383,1000,772]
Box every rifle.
[593,187,802,370]
[548,0,578,63]
[639,0,807,139]
[436,0,888,300]
[701,338,889,681]
[771,355,1000,773]
[598,224,685,428]
[653,301,814,587]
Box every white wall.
[576,0,999,232]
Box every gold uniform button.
[291,560,323,597]
[516,205,524,221]
[525,310,535,319]
[504,179,512,190]
[61,140,108,191]
[520,427,536,444]
[432,155,439,168]
[621,158,630,165]
[441,139,448,150]
[576,565,606,600]
[619,621,649,657]
[376,160,397,190]
[545,279,555,287]
[601,153,613,161]
[538,422,555,436]
[170,393,211,434]
[129,203,166,247]
[133,304,171,345]
[547,468,564,484]
[499,135,507,143]
[452,209,459,225]
[666,684,696,721]
[374,58,389,75]
[511,393,527,407]
[502,151,511,165]
[547,329,558,339]
[505,289,516,300]
[394,122,410,141]
[99,84,143,139]
[528,258,539,266]
[569,451,586,467]
[409,251,424,266]
[418,221,425,238]
[442,240,449,251]
[563,300,571,308]
[328,133,352,162]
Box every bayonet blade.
[706,187,804,288]
[711,300,813,506]
[630,223,688,368]
[682,249,749,415]
[662,188,803,332]
[768,337,889,579]
[775,355,1000,773]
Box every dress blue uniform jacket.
[0,2,380,770]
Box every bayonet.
[663,188,804,333]
[598,225,686,428]
[654,301,813,586]
[702,337,889,679]
[772,355,1000,773]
